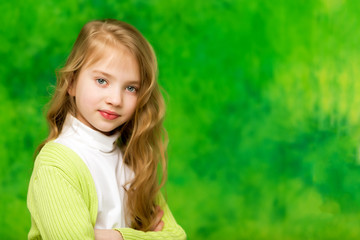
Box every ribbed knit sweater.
[27,141,186,240]
[54,114,131,229]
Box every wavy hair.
[38,19,167,231]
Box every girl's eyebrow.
[92,70,113,79]
[92,70,140,85]
[126,79,141,85]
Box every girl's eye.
[96,78,107,85]
[126,86,137,93]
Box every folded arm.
[114,194,186,240]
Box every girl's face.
[68,45,140,135]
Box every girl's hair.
[39,19,167,231]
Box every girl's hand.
[151,205,164,231]
[94,205,164,239]
[95,229,123,240]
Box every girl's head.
[48,19,160,137]
[43,19,167,231]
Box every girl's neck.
[61,114,120,153]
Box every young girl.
[27,19,186,240]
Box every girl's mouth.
[99,110,120,120]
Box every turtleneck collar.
[61,114,120,153]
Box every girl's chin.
[96,126,120,136]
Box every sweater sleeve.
[115,194,186,240]
[28,165,95,240]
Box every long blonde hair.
[39,19,167,231]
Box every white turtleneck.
[54,114,133,229]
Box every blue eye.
[96,78,107,85]
[126,86,137,93]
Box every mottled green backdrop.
[2,0,360,239]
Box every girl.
[27,19,186,240]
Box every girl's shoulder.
[34,141,91,182]
[36,141,82,165]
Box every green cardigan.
[27,141,186,240]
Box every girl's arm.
[114,194,186,240]
[28,142,98,240]
[28,166,96,239]
[95,205,164,240]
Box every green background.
[2,0,360,239]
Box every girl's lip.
[99,110,120,120]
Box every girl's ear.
[68,84,76,96]
[67,71,79,96]
[68,74,76,96]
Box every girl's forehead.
[84,44,137,69]
[80,45,140,82]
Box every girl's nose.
[106,89,122,107]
